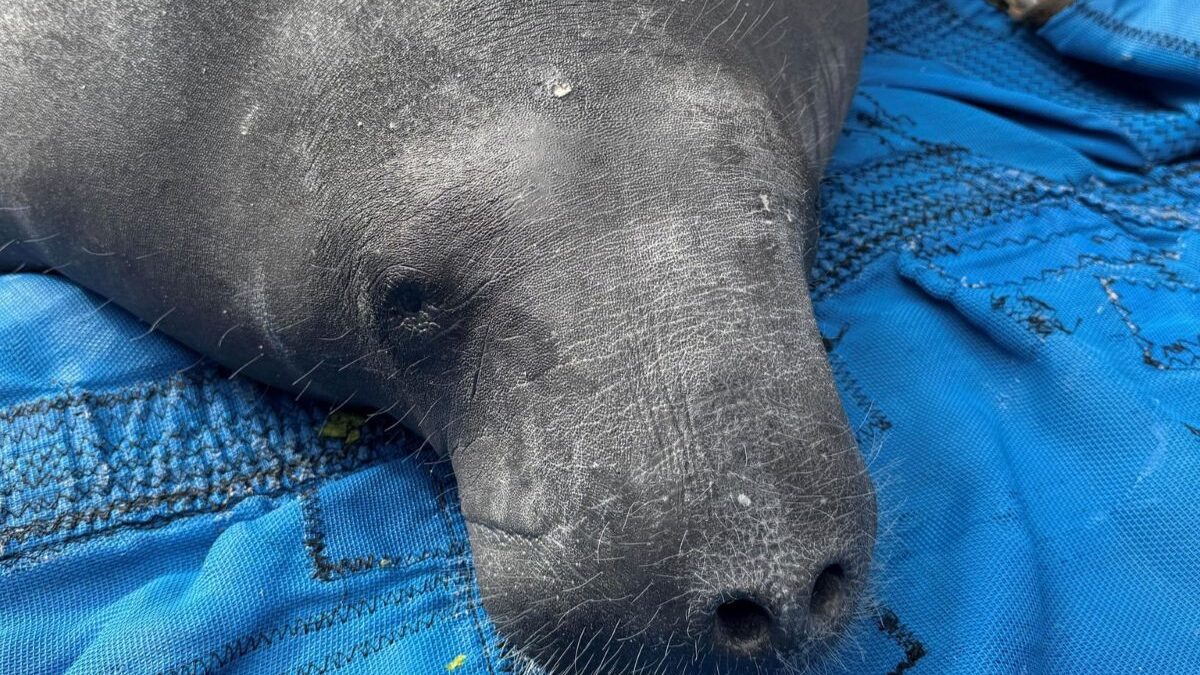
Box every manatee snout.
[421,98,881,662]
[467,458,875,669]
[453,300,877,671]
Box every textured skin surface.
[0,1,873,671]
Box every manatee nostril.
[808,564,846,621]
[714,598,773,653]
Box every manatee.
[0,1,875,671]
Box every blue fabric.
[3,0,1199,672]
[0,275,506,674]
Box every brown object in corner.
[990,0,1075,25]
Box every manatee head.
[301,3,875,670]
[7,0,874,671]
[258,1,877,672]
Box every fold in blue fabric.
[2,0,1199,672]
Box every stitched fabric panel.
[0,275,507,674]
[812,0,1200,671]
[1041,0,1200,86]
[865,0,1200,168]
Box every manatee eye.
[386,279,426,315]
[368,270,464,345]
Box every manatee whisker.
[335,347,389,372]
[128,307,176,340]
[322,389,357,417]
[316,327,353,342]
[216,323,243,348]
[21,231,59,244]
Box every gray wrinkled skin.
[0,1,875,672]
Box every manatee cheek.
[453,435,563,538]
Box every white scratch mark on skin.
[239,103,260,135]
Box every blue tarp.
[3,0,1198,672]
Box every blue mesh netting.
[0,278,505,674]
[3,0,1199,672]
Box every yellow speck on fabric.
[446,654,467,671]
[318,412,365,444]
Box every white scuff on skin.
[239,103,260,135]
[550,81,573,98]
